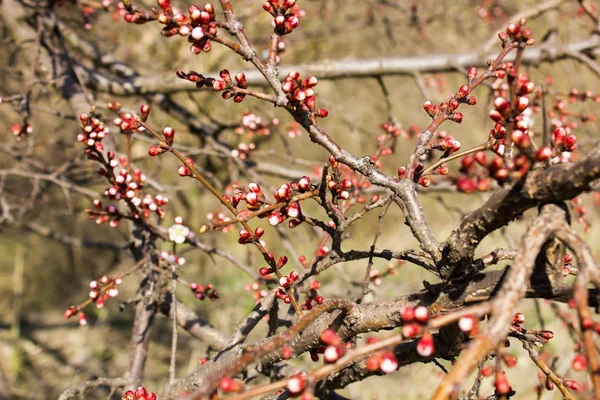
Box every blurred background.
[1,0,600,398]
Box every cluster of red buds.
[89,192,168,226]
[10,123,33,141]
[380,122,412,141]
[281,71,328,118]
[365,338,399,374]
[160,250,186,266]
[537,369,580,393]
[429,132,462,155]
[369,261,403,286]
[455,152,498,193]
[552,125,577,155]
[324,158,352,200]
[551,95,597,126]
[216,70,248,102]
[476,2,507,23]
[286,121,302,138]
[148,125,176,157]
[245,281,269,303]
[302,329,353,365]
[82,120,169,221]
[321,158,374,204]
[230,142,256,160]
[319,328,347,364]
[476,358,517,395]
[277,270,300,290]
[110,103,144,134]
[176,157,196,178]
[562,253,578,277]
[200,211,234,233]
[77,113,108,153]
[400,306,435,356]
[108,168,145,201]
[122,387,157,400]
[76,1,113,30]
[367,123,412,170]
[219,376,243,393]
[229,177,313,229]
[421,84,475,124]
[490,76,534,139]
[63,275,124,325]
[235,182,265,212]
[235,110,279,137]
[237,226,265,245]
[571,197,591,233]
[398,131,460,187]
[262,0,300,35]
[275,276,300,304]
[301,280,324,310]
[88,275,122,307]
[176,69,249,102]
[567,88,600,104]
[511,312,554,344]
[260,254,289,277]
[397,164,432,188]
[123,1,217,54]
[89,165,167,224]
[184,3,217,54]
[498,20,535,46]
[188,282,219,301]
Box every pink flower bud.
[163,126,175,143]
[416,333,434,357]
[148,145,166,156]
[287,375,306,395]
[178,165,191,176]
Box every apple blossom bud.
[163,126,175,144]
[178,165,191,176]
[287,375,306,395]
[416,333,435,357]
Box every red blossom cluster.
[63,274,124,325]
[10,123,33,141]
[369,261,404,286]
[235,110,279,138]
[175,69,249,102]
[511,312,555,344]
[300,280,324,310]
[88,167,169,226]
[227,177,313,230]
[189,282,219,301]
[399,306,434,356]
[124,1,218,54]
[262,0,300,35]
[281,71,328,118]
[230,142,256,160]
[365,340,399,374]
[245,281,269,302]
[77,112,108,153]
[456,152,498,193]
[122,387,156,400]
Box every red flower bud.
[416,332,435,357]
